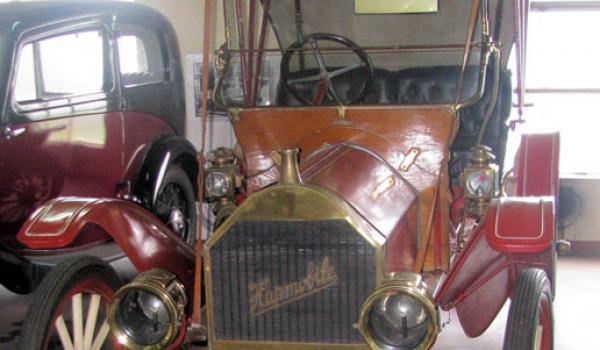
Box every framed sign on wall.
[355,0,438,14]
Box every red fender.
[17,197,195,292]
[485,197,555,253]
[512,133,560,197]
[436,197,555,337]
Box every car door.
[116,20,181,158]
[0,21,124,240]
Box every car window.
[118,24,166,87]
[14,29,106,103]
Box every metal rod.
[235,0,249,106]
[192,0,213,326]
[223,0,231,49]
[229,43,483,54]
[252,0,271,106]
[247,0,256,106]
[524,88,600,94]
[531,1,600,11]
[514,0,527,118]
[294,0,305,70]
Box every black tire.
[503,268,554,350]
[154,165,198,246]
[17,256,122,350]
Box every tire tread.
[16,256,121,350]
[503,268,553,350]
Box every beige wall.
[136,0,205,57]
[135,0,229,150]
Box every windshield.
[217,0,513,108]
[268,0,478,69]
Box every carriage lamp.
[108,269,187,350]
[461,145,499,216]
[206,171,230,197]
[205,147,241,201]
[359,272,439,350]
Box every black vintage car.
[0,1,198,294]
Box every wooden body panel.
[233,106,456,272]
[301,144,419,272]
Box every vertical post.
[247,0,256,106]
[294,0,305,70]
[223,0,231,49]
[252,0,270,106]
[192,0,213,326]
[514,0,529,119]
[235,0,250,106]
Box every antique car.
[18,0,559,349]
[0,1,198,294]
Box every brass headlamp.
[108,269,187,350]
[359,272,439,350]
[204,147,242,202]
[205,147,243,227]
[461,145,499,216]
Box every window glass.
[14,44,36,102]
[528,10,600,89]
[39,31,104,95]
[517,94,600,176]
[14,29,105,102]
[118,25,166,86]
[518,4,600,176]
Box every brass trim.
[108,269,187,350]
[278,148,302,185]
[358,272,439,350]
[204,183,386,347]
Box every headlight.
[205,171,230,197]
[465,170,494,197]
[108,269,187,349]
[359,272,439,350]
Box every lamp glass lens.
[115,290,171,346]
[206,172,229,197]
[366,293,429,350]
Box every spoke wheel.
[17,257,122,350]
[503,268,554,350]
[154,165,197,247]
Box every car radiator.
[208,219,377,344]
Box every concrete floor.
[1,256,598,349]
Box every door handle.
[2,126,25,140]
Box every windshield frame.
[214,0,507,111]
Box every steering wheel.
[280,33,374,106]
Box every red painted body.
[435,133,559,338]
[512,133,560,197]
[0,112,174,248]
[17,197,195,292]
[485,197,554,253]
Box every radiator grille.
[208,220,377,343]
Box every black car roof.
[0,1,167,33]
